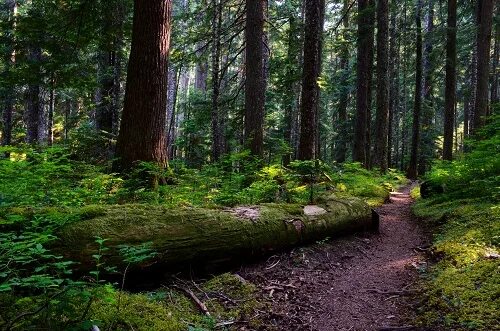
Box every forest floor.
[239,182,431,331]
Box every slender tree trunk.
[335,0,350,164]
[166,64,178,160]
[353,0,375,166]
[244,0,265,157]
[388,5,398,168]
[297,0,325,160]
[374,0,389,172]
[418,0,434,175]
[472,0,494,132]
[1,0,16,151]
[113,0,172,173]
[283,15,299,166]
[443,0,457,160]
[47,74,55,146]
[211,0,224,161]
[490,3,499,105]
[25,46,42,145]
[408,0,423,179]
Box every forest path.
[240,183,428,331]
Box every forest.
[0,0,498,330]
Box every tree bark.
[113,0,172,173]
[353,0,375,166]
[335,0,350,164]
[244,0,265,157]
[408,0,423,179]
[418,0,434,175]
[443,0,457,161]
[211,0,225,162]
[1,0,16,152]
[283,14,300,167]
[374,0,389,173]
[490,3,499,105]
[58,196,376,272]
[472,0,494,133]
[297,0,325,161]
[25,46,42,145]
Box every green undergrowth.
[0,145,403,329]
[413,116,500,330]
[0,273,261,330]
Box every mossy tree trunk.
[57,196,375,272]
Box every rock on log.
[57,195,375,271]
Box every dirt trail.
[240,183,428,331]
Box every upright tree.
[25,46,42,144]
[408,0,423,178]
[353,0,375,166]
[211,0,224,161]
[1,0,16,150]
[373,0,389,172]
[418,0,435,174]
[472,0,494,132]
[335,0,350,163]
[443,0,456,160]
[113,0,172,173]
[297,0,325,160]
[244,0,265,157]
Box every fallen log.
[56,195,375,272]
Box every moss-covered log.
[57,195,375,272]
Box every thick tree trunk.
[113,0,172,173]
[335,0,350,164]
[443,0,457,161]
[353,0,375,166]
[244,0,265,157]
[297,0,325,160]
[472,0,494,132]
[374,0,389,173]
[57,196,376,272]
[408,0,423,179]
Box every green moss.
[0,274,264,331]
[414,198,500,330]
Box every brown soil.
[239,183,429,331]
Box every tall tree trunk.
[297,0,325,160]
[490,3,499,105]
[442,0,457,160]
[408,0,423,179]
[166,64,179,160]
[283,14,299,167]
[335,0,350,164]
[353,0,375,166]
[472,0,494,132]
[211,0,224,161]
[47,74,55,146]
[244,0,265,157]
[418,0,434,175]
[1,0,16,152]
[25,46,42,145]
[113,0,172,173]
[374,0,389,173]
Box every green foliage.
[413,118,500,330]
